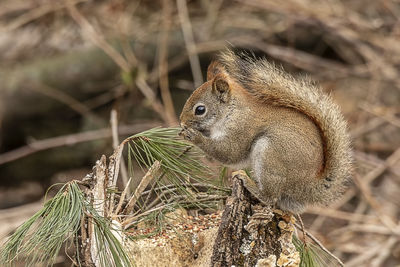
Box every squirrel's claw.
[180,127,198,142]
[178,128,185,137]
[233,170,272,207]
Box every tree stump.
[211,171,300,267]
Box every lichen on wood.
[211,171,300,267]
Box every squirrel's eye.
[194,105,206,116]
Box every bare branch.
[158,0,178,125]
[123,161,161,215]
[177,0,203,87]
[110,109,130,194]
[0,122,160,165]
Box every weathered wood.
[211,173,252,266]
[211,172,300,267]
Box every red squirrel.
[180,50,352,213]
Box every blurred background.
[0,0,399,266]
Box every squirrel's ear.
[207,61,224,80]
[212,75,230,103]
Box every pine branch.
[0,182,84,266]
[0,127,230,267]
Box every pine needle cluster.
[0,127,229,266]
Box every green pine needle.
[89,209,133,267]
[0,182,83,266]
[127,127,229,208]
[128,127,213,181]
[124,127,229,233]
[293,235,341,267]
[0,182,132,267]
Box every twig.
[4,0,88,32]
[140,173,161,212]
[359,103,400,128]
[354,150,400,177]
[363,146,400,183]
[158,0,178,125]
[345,236,397,267]
[294,223,344,267]
[32,82,102,125]
[113,178,132,216]
[141,182,228,197]
[370,237,398,267]
[160,193,225,206]
[92,156,107,217]
[79,213,89,265]
[0,201,42,241]
[90,155,107,265]
[106,139,128,217]
[141,145,198,210]
[83,84,127,109]
[135,79,170,123]
[306,207,378,223]
[110,109,130,194]
[176,0,203,87]
[123,161,161,215]
[68,1,173,125]
[328,223,393,236]
[0,122,160,165]
[350,117,385,138]
[66,0,131,72]
[145,185,176,210]
[121,204,170,229]
[353,173,400,234]
[120,35,138,67]
[67,0,174,123]
[241,40,367,79]
[202,0,224,40]
[296,214,307,245]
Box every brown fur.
[179,49,352,213]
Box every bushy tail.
[218,50,352,205]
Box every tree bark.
[211,171,300,267]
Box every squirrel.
[179,49,352,213]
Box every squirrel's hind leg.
[232,170,273,206]
[235,169,306,214]
[249,136,286,206]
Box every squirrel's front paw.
[180,127,198,142]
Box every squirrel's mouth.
[178,127,193,142]
[178,124,189,139]
[178,128,186,137]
